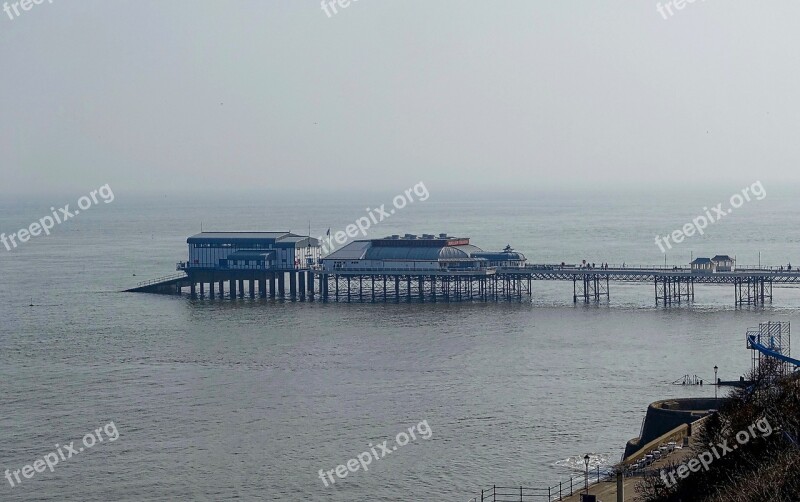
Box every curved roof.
[473,251,527,261]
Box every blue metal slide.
[747,334,800,368]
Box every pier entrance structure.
[316,234,531,302]
[175,232,321,299]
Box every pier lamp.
[714,365,718,399]
[584,454,590,493]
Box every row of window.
[191,243,275,249]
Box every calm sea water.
[1,185,799,501]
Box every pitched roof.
[323,240,372,260]
[711,255,734,262]
[188,232,289,241]
[187,232,319,247]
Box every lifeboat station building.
[177,232,321,299]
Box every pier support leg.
[191,282,197,299]
[269,273,276,298]
[219,281,224,298]
[307,272,314,298]
[238,279,245,298]
[573,277,578,303]
[249,279,255,299]
[209,281,214,299]
[200,282,205,299]
[394,276,400,302]
[290,271,297,299]
[299,271,306,299]
[230,279,236,299]
[278,273,285,298]
[259,276,267,298]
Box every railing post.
[481,488,484,502]
[520,486,523,501]
[597,465,600,483]
[493,485,496,502]
[560,481,563,500]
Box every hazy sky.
[1,1,798,195]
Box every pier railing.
[136,272,187,288]
[525,263,800,273]
[525,264,691,271]
[318,267,498,275]
[474,468,609,501]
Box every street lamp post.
[714,365,718,399]
[584,454,590,494]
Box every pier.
[313,265,800,305]
[126,231,800,305]
[129,264,800,305]
[512,264,796,305]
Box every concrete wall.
[624,397,726,458]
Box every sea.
[1,183,798,501]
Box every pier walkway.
[125,273,190,294]
[319,264,800,305]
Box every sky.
[0,0,798,196]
